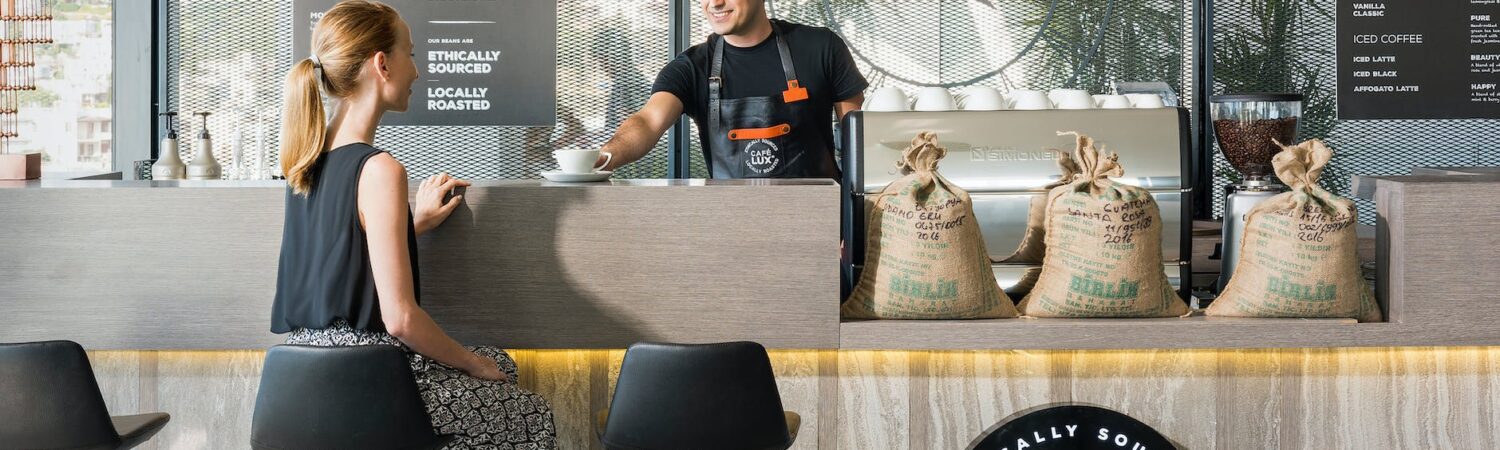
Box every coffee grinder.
[1210,93,1303,292]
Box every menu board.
[1337,1,1500,120]
[293,0,556,126]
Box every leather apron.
[706,23,838,179]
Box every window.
[19,0,112,174]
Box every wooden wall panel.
[1069,350,1218,450]
[75,347,1500,449]
[837,351,909,449]
[922,351,1070,449]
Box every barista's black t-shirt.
[651,20,868,166]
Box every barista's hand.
[462,351,511,383]
[414,172,471,235]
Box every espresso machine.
[1209,93,1303,292]
[839,108,1193,300]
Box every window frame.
[111,0,156,178]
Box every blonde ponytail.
[279,0,401,195]
[280,58,327,195]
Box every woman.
[269,1,556,447]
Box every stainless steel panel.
[856,109,1186,193]
[1217,186,1286,291]
[966,191,1185,262]
[992,263,1185,293]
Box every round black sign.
[969,403,1177,450]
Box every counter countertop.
[0,178,838,189]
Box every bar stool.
[0,340,171,450]
[595,341,800,450]
[251,344,451,450]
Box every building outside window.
[17,0,112,174]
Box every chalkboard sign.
[969,403,1177,450]
[293,0,556,126]
[1336,1,1500,119]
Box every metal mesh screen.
[167,0,673,180]
[170,1,1205,182]
[685,0,1198,178]
[1210,0,1500,224]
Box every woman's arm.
[358,153,505,381]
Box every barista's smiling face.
[702,0,765,37]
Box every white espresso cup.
[1093,94,1132,109]
[959,86,1007,111]
[864,86,911,112]
[912,87,957,111]
[1048,89,1095,109]
[553,149,611,174]
[1006,89,1052,110]
[1126,93,1166,108]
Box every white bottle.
[186,112,222,180]
[228,120,243,180]
[251,119,267,180]
[151,112,185,180]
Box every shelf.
[840,313,1369,350]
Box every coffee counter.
[0,179,841,349]
[4,174,1500,351]
[7,175,1500,449]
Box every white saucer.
[541,170,612,182]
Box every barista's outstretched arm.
[599,92,685,171]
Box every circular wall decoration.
[969,403,1178,450]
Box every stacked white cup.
[861,87,1168,111]
[958,87,1007,110]
[864,86,912,111]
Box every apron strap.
[707,22,805,173]
[709,35,725,175]
[770,22,808,103]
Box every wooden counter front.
[0,179,842,349]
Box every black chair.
[251,345,451,450]
[596,341,800,450]
[0,340,171,450]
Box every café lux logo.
[745,140,780,174]
[969,403,1176,450]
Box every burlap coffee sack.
[998,149,1080,264]
[1020,132,1187,318]
[843,132,1016,319]
[1206,139,1381,322]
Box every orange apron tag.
[727,124,792,141]
[782,80,809,103]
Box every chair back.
[251,345,450,450]
[603,341,791,450]
[0,340,122,450]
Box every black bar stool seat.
[596,341,800,450]
[0,340,171,450]
[251,344,452,450]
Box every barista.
[599,0,868,179]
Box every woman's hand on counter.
[463,351,510,383]
[413,172,471,235]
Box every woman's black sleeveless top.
[271,143,420,333]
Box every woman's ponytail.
[280,58,327,195]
